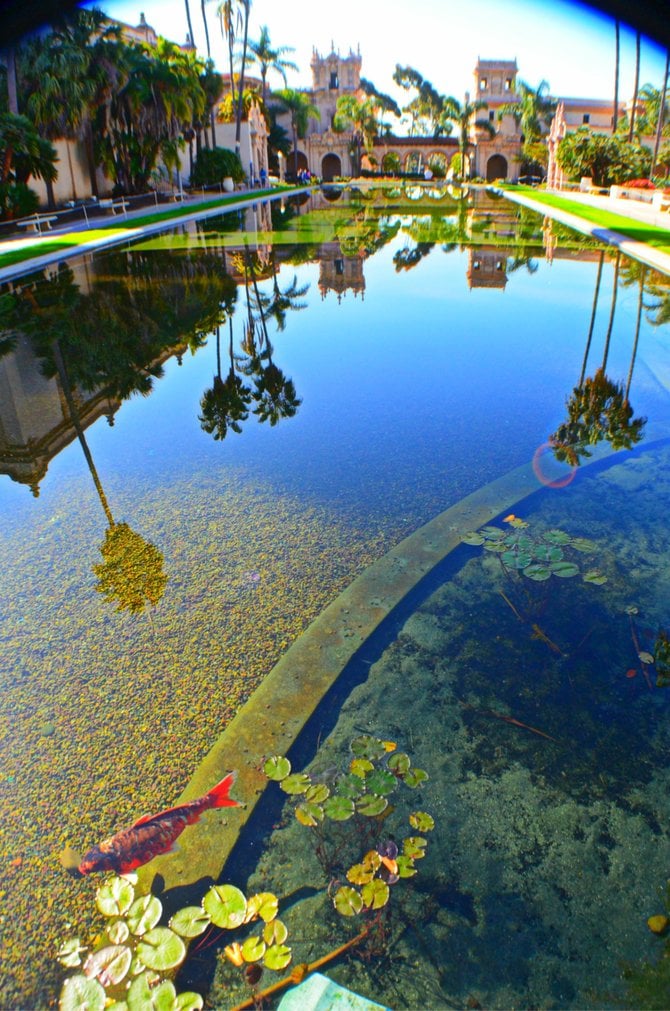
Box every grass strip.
[512,186,670,255]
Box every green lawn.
[0,185,295,272]
[511,186,670,257]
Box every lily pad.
[169,906,211,938]
[323,795,355,821]
[532,545,564,563]
[483,541,507,553]
[583,569,607,585]
[461,531,485,545]
[365,769,397,796]
[396,855,417,877]
[502,551,533,570]
[263,944,292,971]
[570,537,597,552]
[409,811,435,832]
[403,767,429,788]
[639,651,655,664]
[263,919,288,946]
[295,802,324,826]
[305,783,329,803]
[387,752,411,775]
[127,895,162,936]
[203,884,247,929]
[335,774,364,799]
[280,773,311,795]
[107,921,129,945]
[136,928,186,972]
[543,529,571,544]
[84,945,132,987]
[241,936,266,963]
[523,563,551,581]
[350,758,374,778]
[350,735,387,760]
[480,526,506,539]
[59,975,106,1011]
[263,756,291,781]
[245,892,278,923]
[403,836,428,859]
[347,862,375,885]
[355,793,388,817]
[57,938,86,969]
[361,879,390,910]
[333,886,363,917]
[96,876,135,917]
[550,561,579,578]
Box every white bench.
[99,198,128,215]
[16,214,58,233]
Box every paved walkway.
[0,186,304,285]
[500,186,670,276]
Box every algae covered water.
[1,186,670,1008]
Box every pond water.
[1,186,670,1009]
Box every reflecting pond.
[1,186,670,1009]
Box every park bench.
[98,198,128,215]
[15,213,58,233]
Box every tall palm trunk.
[200,0,217,146]
[651,50,670,178]
[628,31,641,141]
[183,0,196,47]
[612,20,620,135]
[580,250,604,386]
[4,47,19,114]
[234,0,250,161]
[602,251,621,370]
[625,267,646,400]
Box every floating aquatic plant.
[263,734,434,924]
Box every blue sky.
[95,0,667,108]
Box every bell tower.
[308,44,363,135]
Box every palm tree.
[183,0,196,49]
[216,0,242,114]
[272,87,319,177]
[333,94,378,176]
[628,32,641,141]
[441,95,494,182]
[651,52,670,178]
[234,0,251,162]
[245,25,297,103]
[199,320,252,439]
[613,19,620,135]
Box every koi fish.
[78,772,240,875]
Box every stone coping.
[137,434,666,897]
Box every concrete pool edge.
[138,434,669,895]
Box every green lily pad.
[174,993,204,1011]
[264,756,291,781]
[570,537,597,553]
[350,735,387,760]
[202,884,247,929]
[502,551,533,569]
[305,783,330,803]
[551,561,579,578]
[84,945,132,986]
[409,811,435,832]
[335,774,364,799]
[57,938,86,969]
[361,879,390,910]
[365,769,397,796]
[333,886,363,917]
[96,876,135,917]
[387,752,411,775]
[483,541,507,553]
[350,758,374,778]
[280,773,312,795]
[461,531,485,545]
[107,921,129,945]
[127,895,162,936]
[543,529,571,544]
[480,526,505,539]
[295,801,324,826]
[263,944,292,971]
[403,836,428,859]
[532,545,564,563]
[126,974,176,1011]
[355,793,388,817]
[263,919,288,946]
[169,906,211,938]
[136,928,186,972]
[523,563,551,581]
[241,936,266,962]
[60,975,106,1011]
[323,795,355,821]
[347,861,376,885]
[583,569,607,585]
[403,767,429,788]
[245,892,278,923]
[396,855,417,878]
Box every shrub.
[556,129,652,187]
[0,181,38,221]
[191,147,245,187]
[625,178,655,189]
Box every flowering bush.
[625,178,656,189]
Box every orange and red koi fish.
[78,772,240,875]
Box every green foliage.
[621,883,670,1008]
[94,522,168,615]
[556,129,652,187]
[265,735,434,921]
[191,147,245,186]
[0,180,38,220]
[550,369,646,466]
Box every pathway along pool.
[1,187,670,1008]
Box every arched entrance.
[321,153,341,182]
[288,151,308,179]
[486,154,508,181]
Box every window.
[489,111,495,122]
[505,78,512,90]
[335,258,344,276]
[479,77,487,90]
[582,113,590,124]
[329,71,339,89]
